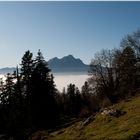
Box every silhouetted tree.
[89,38,138,104]
[0,73,21,137]
[81,81,91,102]
[20,50,34,127]
[120,30,140,88]
[66,84,82,117]
[30,50,58,128]
[81,81,100,114]
[121,30,140,61]
[115,46,137,98]
[89,49,116,103]
[55,89,69,118]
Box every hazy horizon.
[0,73,89,92]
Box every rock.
[101,108,117,116]
[100,108,126,117]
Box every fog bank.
[53,73,89,92]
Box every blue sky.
[0,1,140,67]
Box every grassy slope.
[46,95,140,140]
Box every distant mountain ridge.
[48,55,89,73]
[0,67,16,75]
[0,55,89,74]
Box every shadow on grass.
[48,117,82,133]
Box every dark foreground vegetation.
[0,30,140,139]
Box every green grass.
[45,95,140,140]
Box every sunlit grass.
[47,94,140,140]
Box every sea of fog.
[53,73,89,91]
[0,73,90,92]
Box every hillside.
[32,94,140,140]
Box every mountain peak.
[62,55,75,60]
[48,55,89,73]
[67,54,74,58]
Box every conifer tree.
[31,50,58,128]
[115,46,137,98]
[20,50,34,127]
